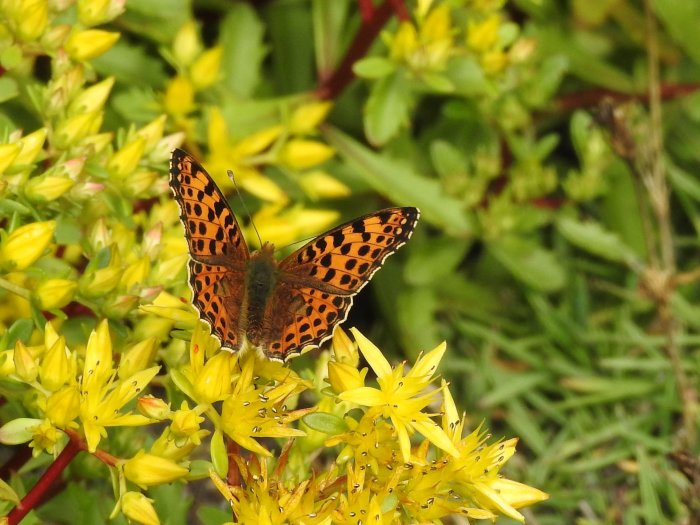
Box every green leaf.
[353,57,396,79]
[92,40,167,88]
[323,126,473,236]
[445,56,488,95]
[653,0,700,65]
[405,236,470,286]
[151,483,191,525]
[302,412,347,434]
[266,1,315,93]
[557,216,636,264]
[0,77,18,103]
[220,4,266,98]
[364,72,411,145]
[430,140,467,179]
[488,236,565,292]
[312,0,352,74]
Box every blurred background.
[2,0,700,523]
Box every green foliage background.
[2,0,700,523]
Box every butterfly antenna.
[278,235,317,252]
[227,169,263,248]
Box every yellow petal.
[349,328,392,378]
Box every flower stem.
[6,438,81,525]
[0,277,31,299]
[316,0,398,100]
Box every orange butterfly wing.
[169,149,248,351]
[263,208,420,360]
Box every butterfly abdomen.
[243,244,278,347]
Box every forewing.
[169,148,249,265]
[279,207,420,293]
[264,282,353,361]
[170,149,248,351]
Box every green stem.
[0,276,31,299]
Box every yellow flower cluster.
[386,0,518,78]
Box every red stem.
[6,439,81,525]
[316,0,397,100]
[555,83,700,112]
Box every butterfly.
[169,148,420,361]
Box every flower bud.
[25,175,75,202]
[278,139,334,170]
[289,101,332,135]
[123,452,189,487]
[54,111,103,149]
[123,169,157,197]
[45,386,80,428]
[39,336,71,392]
[327,361,366,394]
[192,351,233,404]
[81,131,113,154]
[120,255,150,291]
[0,417,41,445]
[77,0,125,26]
[0,220,56,271]
[34,278,78,310]
[169,402,204,445]
[172,21,202,67]
[66,29,120,62]
[80,266,122,297]
[135,115,167,153]
[8,0,48,42]
[150,132,185,163]
[121,491,160,525]
[331,326,358,365]
[108,138,145,179]
[13,340,38,382]
[0,143,22,174]
[137,395,171,420]
[29,419,61,456]
[119,337,157,379]
[42,24,72,52]
[103,294,139,319]
[190,46,222,90]
[83,319,113,390]
[14,128,47,166]
[69,77,115,114]
[467,14,501,53]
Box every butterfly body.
[170,148,419,361]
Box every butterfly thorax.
[243,242,278,346]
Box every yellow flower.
[338,329,459,462]
[0,220,55,271]
[192,350,234,404]
[190,46,223,90]
[467,14,501,53]
[45,386,80,428]
[278,139,335,170]
[39,336,71,392]
[299,171,351,200]
[120,491,160,525]
[220,356,309,456]
[327,361,366,395]
[79,321,159,452]
[6,0,48,42]
[123,451,189,488]
[65,29,120,61]
[164,76,195,115]
[288,101,333,134]
[135,115,167,153]
[34,278,78,310]
[169,401,206,446]
[29,419,62,456]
